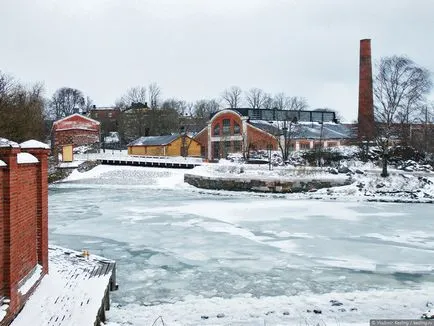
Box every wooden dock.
[100,157,201,169]
[10,246,117,326]
[74,152,203,169]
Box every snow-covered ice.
[48,165,434,325]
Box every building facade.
[194,109,353,161]
[128,134,202,157]
[88,106,121,136]
[51,114,101,155]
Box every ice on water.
[49,166,434,325]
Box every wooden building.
[127,134,201,157]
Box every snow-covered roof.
[20,140,50,149]
[128,134,181,146]
[17,152,39,164]
[249,120,355,140]
[53,113,100,127]
[0,137,19,148]
[90,106,118,111]
[0,160,6,167]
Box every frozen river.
[48,166,434,325]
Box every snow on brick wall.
[0,144,49,323]
[53,114,99,132]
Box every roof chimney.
[358,39,375,140]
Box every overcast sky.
[1,0,433,121]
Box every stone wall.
[184,173,350,193]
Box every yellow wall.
[128,136,202,157]
[62,145,73,162]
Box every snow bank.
[105,285,434,326]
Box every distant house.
[127,134,201,157]
[51,114,100,155]
[88,106,121,135]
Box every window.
[212,142,220,159]
[233,122,241,135]
[223,141,231,157]
[108,112,113,118]
[213,124,220,136]
[222,119,231,135]
[300,143,310,150]
[234,141,242,152]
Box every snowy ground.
[49,165,434,326]
[187,161,434,203]
[11,246,113,326]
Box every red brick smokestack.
[358,39,375,140]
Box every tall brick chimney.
[358,39,375,140]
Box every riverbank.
[186,163,434,203]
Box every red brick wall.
[0,145,49,324]
[0,166,4,298]
[194,128,208,158]
[54,129,100,148]
[247,125,278,150]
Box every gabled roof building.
[194,108,355,161]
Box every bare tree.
[245,88,266,109]
[221,86,243,108]
[49,87,88,119]
[374,55,432,177]
[116,86,147,110]
[261,93,274,109]
[0,71,46,142]
[193,99,220,120]
[273,92,287,110]
[275,118,298,162]
[116,86,149,142]
[148,83,161,109]
[285,96,308,111]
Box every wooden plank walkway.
[11,246,117,326]
[100,157,201,169]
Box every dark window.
[213,124,220,136]
[222,119,231,135]
[300,143,310,150]
[234,122,241,134]
[234,141,242,152]
[223,141,231,157]
[212,142,220,159]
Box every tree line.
[1,52,433,168]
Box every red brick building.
[195,109,353,161]
[51,114,101,154]
[0,139,49,325]
[88,106,121,136]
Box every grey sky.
[1,0,433,121]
